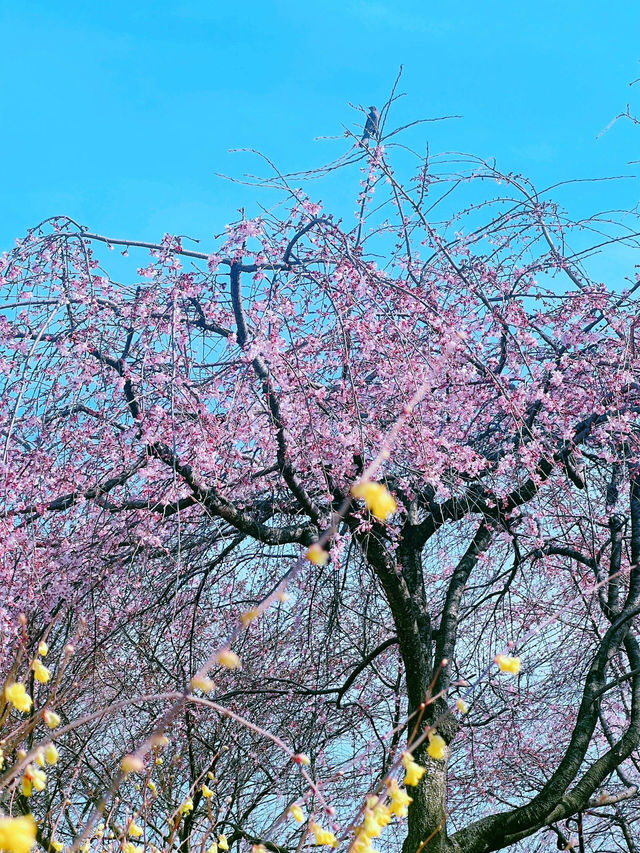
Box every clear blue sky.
[1,0,639,254]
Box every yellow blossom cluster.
[216,649,242,670]
[190,675,215,693]
[349,778,414,853]
[121,754,145,774]
[495,654,521,674]
[426,732,446,761]
[179,798,194,815]
[128,820,144,838]
[4,683,32,713]
[31,659,50,684]
[351,481,397,521]
[401,752,426,787]
[288,804,305,822]
[43,709,61,729]
[306,544,329,565]
[0,815,37,853]
[311,823,339,848]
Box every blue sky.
[1,0,639,257]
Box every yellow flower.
[0,815,37,853]
[35,750,45,768]
[190,675,215,693]
[50,840,63,852]
[240,608,259,626]
[218,835,229,851]
[4,683,33,713]
[43,709,61,729]
[455,698,468,714]
[150,733,169,747]
[147,780,157,793]
[216,649,242,670]
[351,481,397,521]
[494,654,521,674]
[402,752,426,787]
[32,659,51,684]
[128,821,143,838]
[289,804,304,823]
[387,779,412,818]
[361,808,384,838]
[123,844,142,853]
[22,765,46,796]
[38,642,49,657]
[306,544,329,566]
[310,824,338,848]
[426,733,446,761]
[207,845,218,853]
[201,784,213,798]
[44,744,59,766]
[31,767,47,792]
[179,798,193,815]
[120,754,144,774]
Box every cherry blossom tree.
[2,97,640,853]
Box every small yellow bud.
[201,784,213,798]
[216,649,241,670]
[35,750,45,768]
[147,780,157,792]
[456,698,468,714]
[150,733,169,747]
[50,840,63,852]
[43,709,61,728]
[38,641,49,657]
[218,834,229,851]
